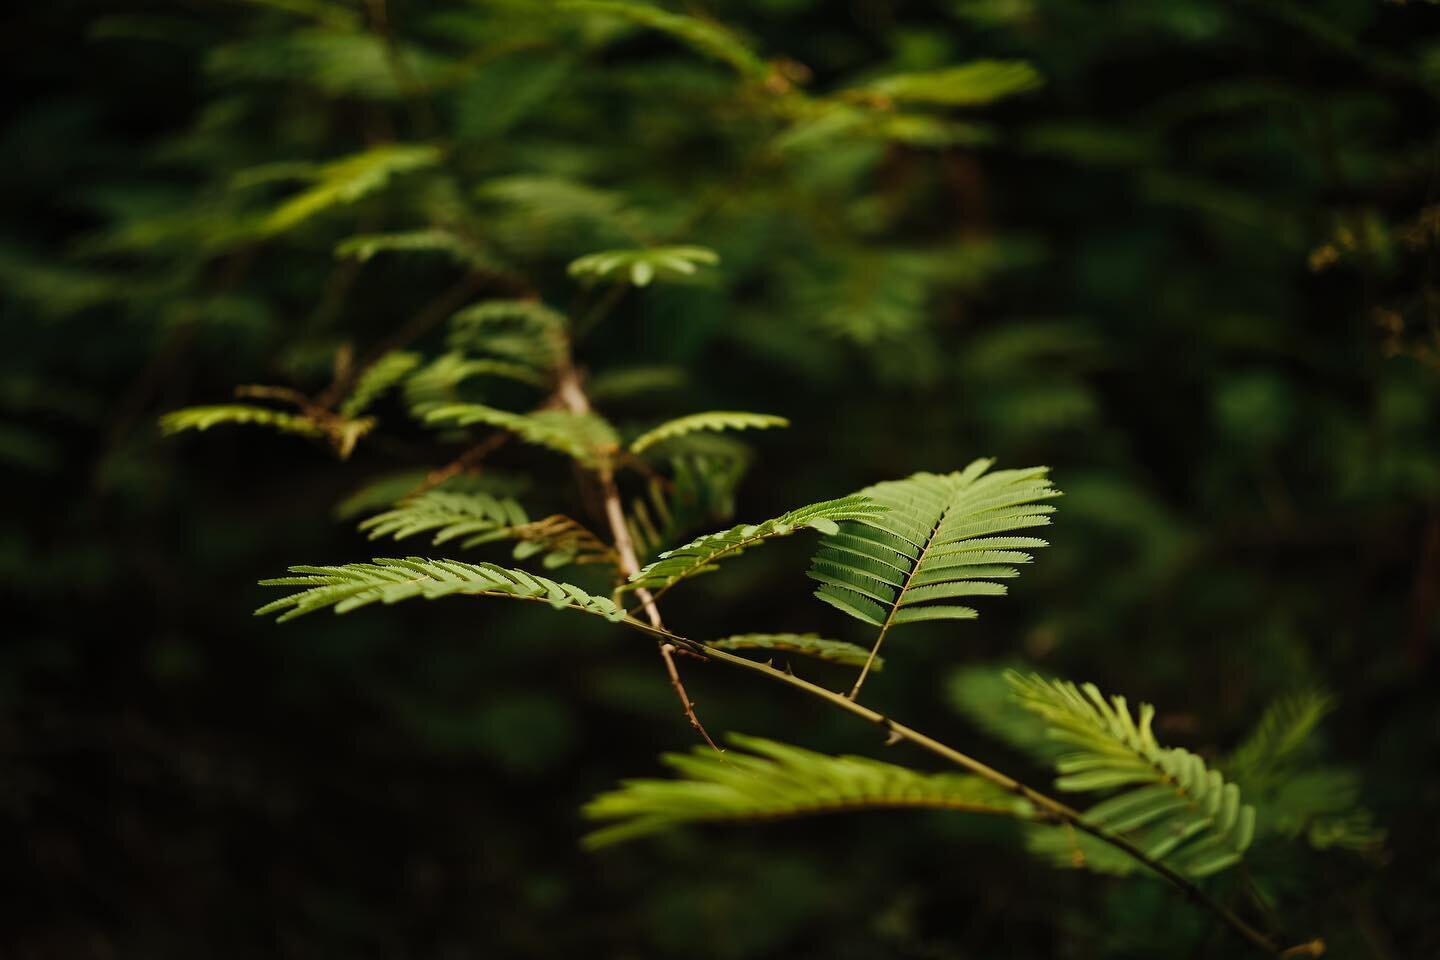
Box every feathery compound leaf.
[629,411,788,455]
[568,246,720,288]
[557,2,768,79]
[259,143,441,235]
[159,404,323,438]
[1008,672,1257,878]
[861,60,1043,107]
[808,459,1058,629]
[358,490,529,547]
[358,493,614,569]
[424,404,619,467]
[627,454,748,560]
[447,299,569,373]
[622,495,886,595]
[582,734,1030,848]
[706,633,879,669]
[335,228,497,271]
[1225,689,1334,789]
[339,351,422,417]
[404,353,547,415]
[256,557,629,623]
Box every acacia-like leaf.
[622,495,885,595]
[808,459,1058,628]
[583,734,1031,847]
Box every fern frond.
[629,411,787,455]
[339,351,422,417]
[706,633,879,669]
[447,299,568,373]
[861,60,1043,107]
[508,514,618,568]
[404,353,547,414]
[623,495,886,595]
[947,663,1063,763]
[586,366,686,401]
[568,245,719,288]
[1222,689,1384,853]
[424,404,619,467]
[260,143,442,235]
[358,490,529,547]
[807,460,1058,629]
[627,454,748,559]
[582,734,1030,848]
[256,557,629,623]
[159,404,322,438]
[1008,672,1257,878]
[1225,689,1334,789]
[335,228,496,270]
[557,2,768,80]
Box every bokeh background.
[4,0,1440,957]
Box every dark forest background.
[3,0,1439,957]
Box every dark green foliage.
[6,0,1437,956]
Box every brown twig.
[553,363,724,753]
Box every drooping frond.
[358,490,529,547]
[622,495,886,595]
[1222,689,1384,853]
[629,410,788,455]
[334,229,495,270]
[509,514,619,568]
[335,470,530,521]
[807,460,1058,628]
[947,662,1063,763]
[568,246,719,288]
[706,633,879,669]
[259,143,442,235]
[586,366,686,401]
[1225,689,1334,789]
[1008,672,1257,878]
[339,351,422,417]
[582,734,1031,848]
[424,404,619,468]
[627,454,748,559]
[557,2,768,80]
[860,61,1043,107]
[159,404,322,438]
[256,557,629,623]
[404,353,547,414]
[447,299,568,373]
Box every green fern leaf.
[335,228,496,271]
[568,246,719,288]
[1224,689,1334,790]
[260,143,442,235]
[807,460,1058,629]
[557,2,768,80]
[447,299,568,373]
[1008,672,1257,878]
[159,404,322,438]
[358,490,529,546]
[862,60,1043,107]
[424,404,619,467]
[339,351,422,417]
[627,454,748,559]
[629,410,788,454]
[256,557,630,623]
[404,353,547,415]
[622,495,886,595]
[582,733,1031,848]
[706,633,879,669]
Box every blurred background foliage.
[3,0,1439,956]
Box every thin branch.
[553,362,724,753]
[604,615,1307,958]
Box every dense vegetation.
[4,0,1439,956]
